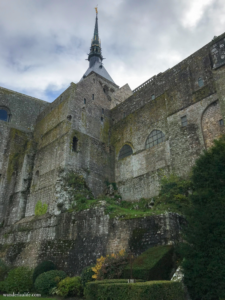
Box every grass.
[68,195,184,220]
[0,297,57,300]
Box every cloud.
[0,0,224,102]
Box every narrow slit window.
[102,108,104,114]
[72,137,78,152]
[181,116,188,127]
[101,117,104,123]
[198,77,204,88]
[151,94,155,100]
[92,94,94,100]
[84,98,86,104]
[123,112,126,118]
[219,119,224,126]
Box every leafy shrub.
[85,280,185,300]
[3,266,33,293]
[32,260,56,283]
[34,270,66,295]
[35,200,48,216]
[0,259,9,281]
[0,281,6,293]
[57,276,83,297]
[81,266,95,287]
[122,245,174,281]
[92,249,129,280]
[181,136,225,300]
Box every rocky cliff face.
[0,206,183,275]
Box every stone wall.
[109,33,225,200]
[0,208,183,275]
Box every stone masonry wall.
[0,208,183,275]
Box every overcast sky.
[0,0,224,102]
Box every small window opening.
[103,88,106,93]
[118,144,133,160]
[198,77,204,88]
[0,109,9,122]
[151,94,155,100]
[123,112,126,118]
[181,115,188,127]
[101,117,104,123]
[102,108,104,114]
[67,115,72,121]
[219,119,224,126]
[92,94,94,100]
[72,137,78,152]
[84,98,86,104]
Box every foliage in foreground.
[55,276,83,297]
[34,270,66,295]
[0,266,33,293]
[81,265,95,287]
[181,136,225,300]
[0,259,9,281]
[32,260,56,283]
[122,245,174,281]
[92,249,129,280]
[85,280,185,300]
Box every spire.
[81,8,116,85]
[88,8,103,68]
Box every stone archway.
[202,101,225,148]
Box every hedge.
[84,279,143,299]
[85,280,185,300]
[122,245,174,280]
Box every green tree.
[181,137,225,300]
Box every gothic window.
[118,144,133,160]
[181,115,188,127]
[198,77,204,87]
[0,108,10,122]
[151,94,155,100]
[146,130,165,149]
[72,137,78,152]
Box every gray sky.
[0,0,224,102]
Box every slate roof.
[81,61,115,84]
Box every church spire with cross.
[81,8,116,84]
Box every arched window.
[146,130,165,149]
[198,77,204,88]
[0,108,10,122]
[118,144,133,160]
[72,137,78,152]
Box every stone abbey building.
[0,11,225,272]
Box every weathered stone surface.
[0,208,183,275]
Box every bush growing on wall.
[35,201,48,216]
